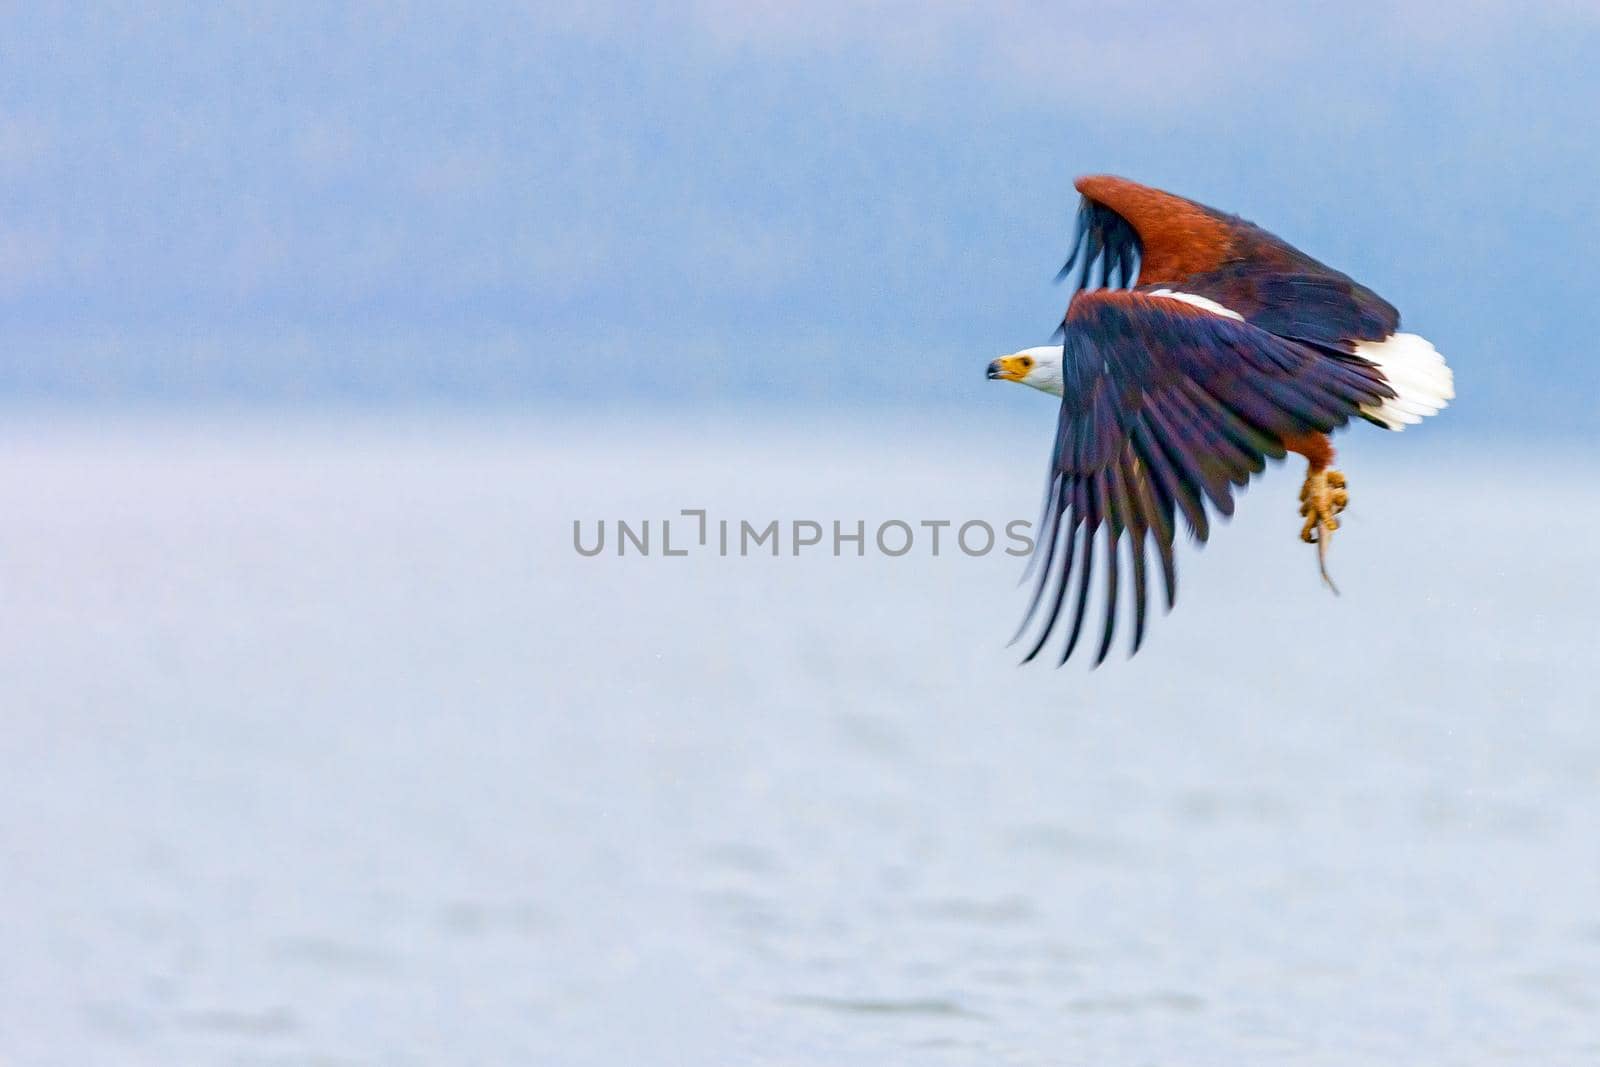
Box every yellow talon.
[1298,467,1348,593]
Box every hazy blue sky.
[1,3,1596,430]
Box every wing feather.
[1059,516,1096,665]
[1016,290,1392,663]
[1018,485,1076,663]
[1062,175,1401,350]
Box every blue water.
[1,414,1595,1065]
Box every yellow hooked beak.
[986,353,1035,383]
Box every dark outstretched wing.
[1059,175,1400,351]
[1016,290,1394,666]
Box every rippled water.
[1,414,1596,1065]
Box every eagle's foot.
[1298,468,1347,542]
[1298,468,1347,594]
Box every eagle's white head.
[987,345,1064,397]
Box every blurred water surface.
[0,413,1596,1065]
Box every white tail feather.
[1354,333,1454,431]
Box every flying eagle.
[988,176,1453,666]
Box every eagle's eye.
[1019,357,1034,370]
